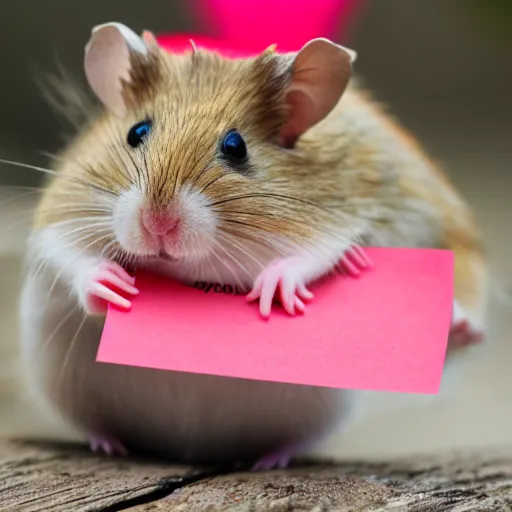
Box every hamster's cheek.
[170,186,219,259]
[113,185,158,256]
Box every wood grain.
[139,453,512,511]
[0,440,194,511]
[1,440,512,511]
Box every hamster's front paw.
[336,244,373,277]
[76,260,138,315]
[246,258,314,317]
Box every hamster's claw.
[89,435,128,457]
[83,261,138,315]
[246,259,313,318]
[336,244,373,277]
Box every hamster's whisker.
[127,150,147,191]
[153,138,168,198]
[118,248,133,270]
[0,210,106,240]
[7,220,112,264]
[25,257,51,290]
[218,221,292,256]
[0,185,46,194]
[0,159,117,197]
[45,146,125,195]
[41,221,113,245]
[160,111,175,189]
[220,204,361,257]
[0,185,113,213]
[218,225,282,256]
[217,234,265,271]
[209,242,247,292]
[25,201,111,213]
[169,152,182,202]
[202,248,224,285]
[49,215,112,226]
[122,146,146,191]
[59,312,88,390]
[102,241,132,269]
[104,241,133,270]
[196,252,206,282]
[217,209,277,218]
[43,231,114,306]
[42,227,113,258]
[0,206,111,229]
[109,143,138,186]
[39,150,61,163]
[211,237,252,280]
[40,199,114,211]
[189,163,215,189]
[38,208,113,219]
[219,218,278,234]
[200,173,225,194]
[53,222,114,241]
[142,150,151,185]
[0,212,111,238]
[207,193,332,212]
[101,240,118,260]
[39,303,80,356]
[0,189,47,216]
[107,114,147,195]
[78,161,124,194]
[313,219,364,248]
[118,248,131,269]
[0,214,43,234]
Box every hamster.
[18,22,486,468]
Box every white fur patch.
[112,186,151,256]
[112,184,218,261]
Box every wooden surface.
[1,440,512,511]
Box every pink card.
[97,248,453,394]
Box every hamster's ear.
[84,22,161,117]
[279,38,356,147]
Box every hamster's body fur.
[19,24,486,466]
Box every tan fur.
[347,90,486,323]
[35,42,486,318]
[22,40,487,463]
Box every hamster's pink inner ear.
[279,38,356,148]
[142,30,158,46]
[84,22,149,117]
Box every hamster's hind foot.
[251,446,297,471]
[89,434,128,456]
[449,300,485,349]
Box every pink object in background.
[189,0,364,52]
[157,0,364,56]
[156,34,254,58]
[97,248,453,394]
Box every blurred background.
[0,0,510,459]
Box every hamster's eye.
[221,130,247,164]
[127,120,152,148]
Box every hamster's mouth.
[156,250,179,262]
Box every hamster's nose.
[141,209,179,236]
